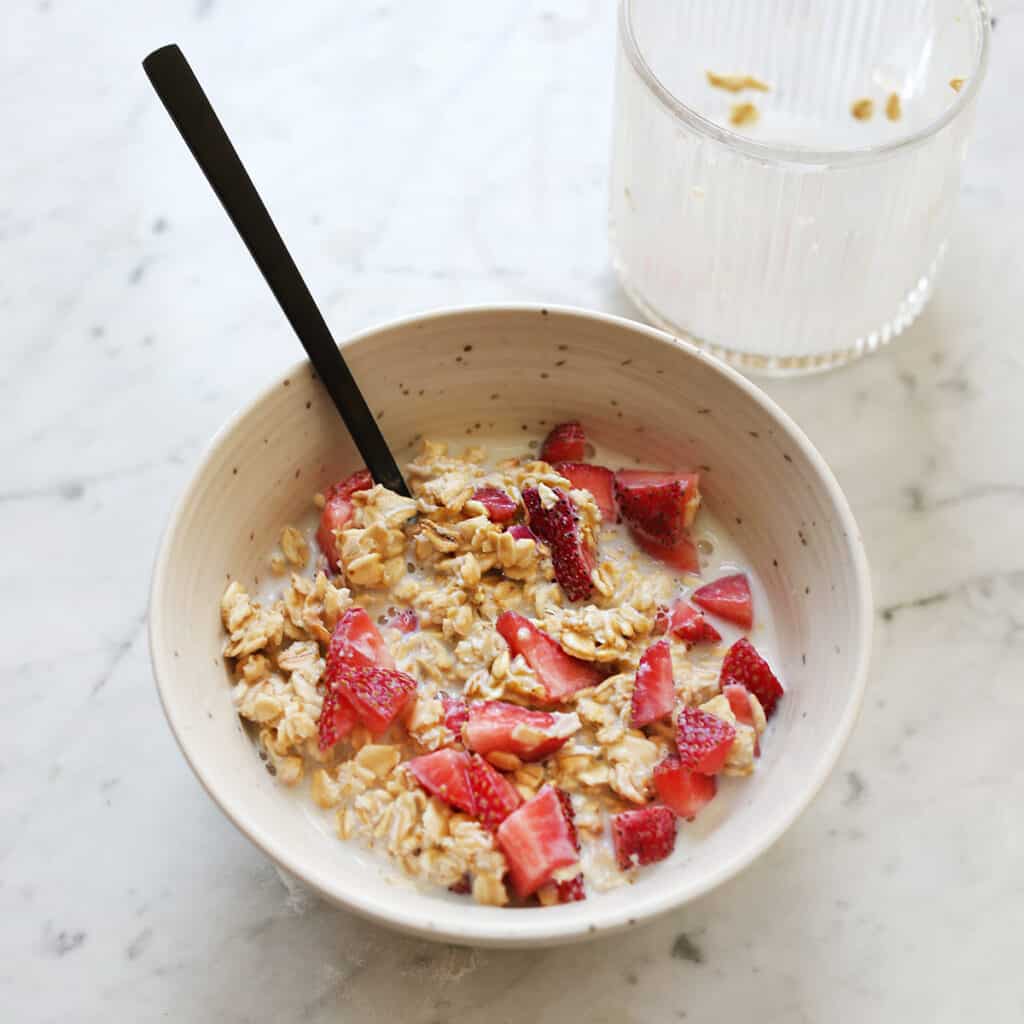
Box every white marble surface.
[3,1,1023,1021]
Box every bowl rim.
[149,302,873,947]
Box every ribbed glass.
[609,0,990,374]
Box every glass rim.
[619,0,991,167]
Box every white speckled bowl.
[149,305,872,947]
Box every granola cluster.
[218,439,768,904]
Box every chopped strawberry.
[720,638,784,717]
[341,665,417,735]
[630,640,675,727]
[317,687,358,750]
[675,705,736,774]
[466,754,522,831]
[632,528,700,574]
[554,875,587,902]
[472,486,519,523]
[495,611,603,701]
[325,607,395,685]
[439,692,470,738]
[664,600,721,645]
[506,524,537,541]
[522,486,595,602]
[723,683,760,755]
[653,755,717,820]
[615,470,700,527]
[383,608,419,634]
[463,699,579,761]
[611,806,677,869]
[691,573,753,629]
[723,683,756,726]
[496,785,579,898]
[554,788,580,850]
[615,472,700,545]
[540,421,586,463]
[653,605,670,635]
[316,469,374,570]
[407,749,476,814]
[554,463,618,522]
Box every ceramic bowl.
[149,304,872,947]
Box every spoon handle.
[143,43,409,496]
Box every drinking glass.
[609,0,991,374]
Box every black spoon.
[143,43,410,497]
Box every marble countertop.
[3,1,1022,1021]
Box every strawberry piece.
[630,640,675,727]
[506,524,537,542]
[615,470,701,529]
[466,754,522,831]
[554,875,587,902]
[632,528,700,574]
[316,469,374,570]
[720,638,784,717]
[665,600,721,645]
[522,486,595,602]
[611,806,677,869]
[463,699,579,761]
[342,665,417,735]
[653,605,670,635]
[439,692,470,738]
[615,474,698,545]
[723,683,756,726]
[496,785,579,897]
[495,611,602,701]
[653,755,717,820]
[317,687,358,751]
[472,486,519,523]
[691,573,753,629]
[408,749,476,814]
[325,607,395,685]
[554,788,580,850]
[383,608,418,634]
[675,705,736,774]
[540,421,586,463]
[554,463,618,522]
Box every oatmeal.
[219,420,786,906]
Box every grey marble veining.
[2,1,1023,1021]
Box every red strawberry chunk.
[554,463,618,522]
[554,875,587,902]
[720,638,784,717]
[325,607,395,685]
[614,470,700,544]
[383,608,419,634]
[342,665,417,735]
[614,468,696,524]
[317,687,358,751]
[692,573,753,629]
[472,486,519,523]
[665,601,721,645]
[630,640,675,727]
[611,806,677,869]
[540,421,586,464]
[723,683,756,726]
[675,705,736,774]
[408,749,476,814]
[495,611,602,701]
[316,469,374,570]
[506,524,537,542]
[522,486,595,602]
[497,785,579,897]
[463,699,579,761]
[466,754,522,831]
[653,754,717,820]
[554,787,580,851]
[439,692,470,738]
[632,528,700,574]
